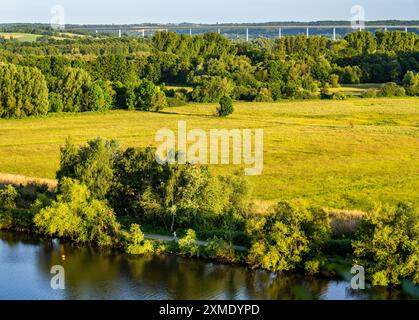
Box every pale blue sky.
[1,0,418,24]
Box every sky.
[1,0,418,24]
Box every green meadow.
[0,33,41,42]
[0,98,418,210]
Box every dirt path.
[144,233,247,251]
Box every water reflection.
[0,231,416,300]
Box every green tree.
[353,203,418,286]
[246,201,331,274]
[57,67,92,112]
[133,80,167,111]
[0,63,49,118]
[403,71,419,96]
[34,178,120,247]
[57,137,120,200]
[217,95,234,117]
[82,83,107,112]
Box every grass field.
[0,32,87,42]
[0,98,418,210]
[331,84,384,97]
[0,32,42,42]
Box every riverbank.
[1,170,417,289]
[1,230,418,300]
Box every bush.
[217,95,234,117]
[254,88,273,102]
[0,185,18,209]
[0,208,35,232]
[178,229,199,257]
[246,201,331,274]
[378,82,406,97]
[124,224,154,255]
[204,236,236,263]
[320,86,333,99]
[353,203,418,286]
[331,92,347,100]
[361,89,378,98]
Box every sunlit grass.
[0,97,418,210]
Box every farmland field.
[0,98,418,210]
[0,32,86,42]
[0,32,41,42]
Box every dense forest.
[0,30,419,118]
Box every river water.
[0,231,417,300]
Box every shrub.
[332,92,347,100]
[0,209,35,232]
[378,82,406,97]
[304,259,321,275]
[0,185,18,209]
[320,86,333,99]
[353,203,418,286]
[124,224,154,255]
[205,236,236,263]
[178,229,199,257]
[254,88,273,102]
[246,201,331,274]
[217,95,234,117]
[361,89,378,98]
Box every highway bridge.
[65,24,419,41]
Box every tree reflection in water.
[0,231,416,300]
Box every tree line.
[0,30,419,118]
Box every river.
[0,231,417,300]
